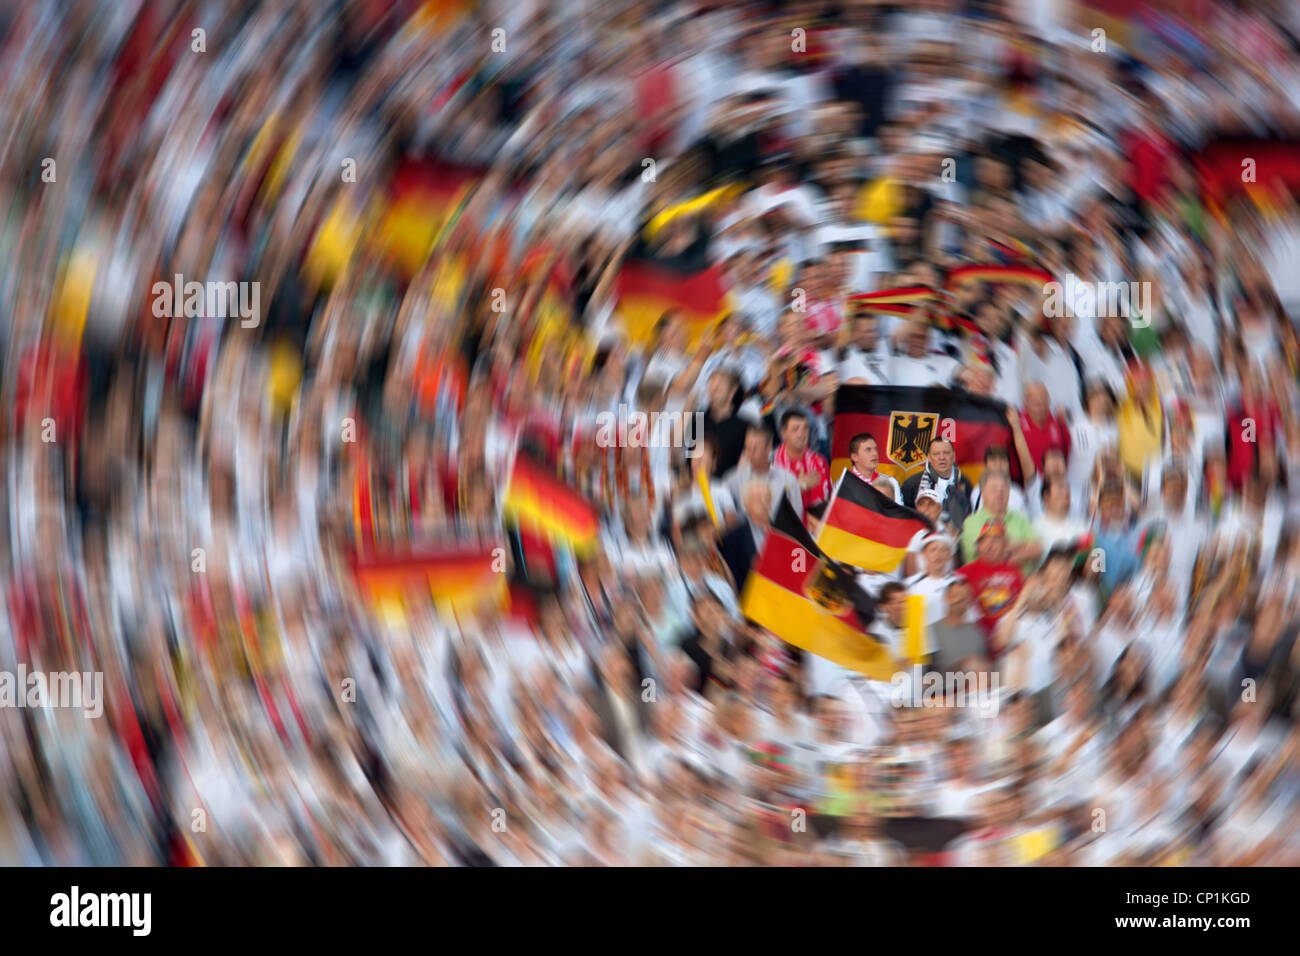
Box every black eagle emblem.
[805,559,853,615]
[804,558,879,632]
[887,412,939,470]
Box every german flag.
[847,301,921,319]
[374,160,481,274]
[1194,138,1300,223]
[831,385,1021,486]
[614,258,730,346]
[817,471,932,572]
[350,540,506,614]
[502,452,600,556]
[849,286,938,306]
[944,264,1053,291]
[741,499,894,680]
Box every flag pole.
[813,470,846,545]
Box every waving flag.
[375,160,482,274]
[350,540,506,616]
[740,499,893,680]
[614,258,730,345]
[817,471,932,573]
[944,264,1053,290]
[503,453,600,556]
[849,286,939,306]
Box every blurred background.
[1,0,1299,865]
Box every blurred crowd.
[3,0,1300,865]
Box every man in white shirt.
[903,533,956,625]
[1033,476,1088,552]
[838,310,891,385]
[889,319,959,387]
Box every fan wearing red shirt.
[774,409,831,516]
[1121,89,1175,211]
[958,521,1024,658]
[1227,376,1280,491]
[1018,381,1070,473]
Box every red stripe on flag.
[751,529,811,593]
[824,493,925,549]
[615,261,728,319]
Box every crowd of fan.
[2,0,1300,865]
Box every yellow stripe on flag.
[740,575,895,681]
[503,481,598,556]
[816,525,909,574]
[697,467,719,528]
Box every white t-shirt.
[903,571,954,626]
[1034,512,1088,553]
[889,351,959,388]
[1066,418,1117,504]
[1004,611,1060,695]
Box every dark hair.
[878,582,906,604]
[1085,380,1117,407]
[780,409,808,431]
[654,310,683,336]
[1042,545,1079,580]
[983,445,1009,463]
[710,366,741,396]
[848,432,877,456]
[1098,480,1125,501]
[1101,645,1148,711]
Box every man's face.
[1040,559,1070,600]
[966,365,995,395]
[707,372,734,410]
[1045,480,1069,513]
[1042,449,1066,479]
[976,303,1002,337]
[782,417,809,454]
[852,314,878,348]
[744,430,771,468]
[928,440,954,476]
[904,321,929,357]
[851,438,879,473]
[882,594,905,626]
[818,698,848,738]
[923,541,950,574]
[982,477,1010,514]
[1024,383,1049,421]
[827,253,849,290]
[916,496,941,523]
